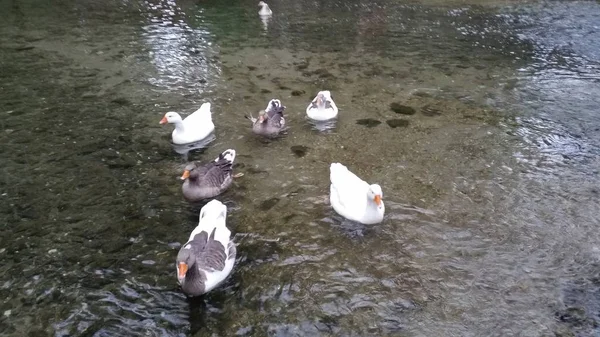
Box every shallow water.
[1,0,600,336]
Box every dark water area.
[1,0,600,336]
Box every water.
[1,0,600,336]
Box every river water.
[1,0,600,336]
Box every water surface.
[1,0,600,336]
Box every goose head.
[257,109,268,123]
[367,184,384,208]
[181,163,198,180]
[176,245,196,284]
[315,93,327,109]
[159,112,183,125]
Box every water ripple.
[55,279,188,336]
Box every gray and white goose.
[176,200,236,297]
[246,99,287,137]
[181,149,236,202]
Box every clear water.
[1,0,600,336]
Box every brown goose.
[181,149,236,202]
[176,200,236,297]
[246,99,287,137]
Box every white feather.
[215,149,236,164]
[162,102,215,145]
[306,91,339,121]
[188,200,228,242]
[204,258,235,292]
[186,200,235,292]
[329,163,385,224]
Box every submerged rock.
[390,103,416,115]
[356,119,381,128]
[290,145,309,158]
[15,45,35,51]
[106,157,136,169]
[294,61,309,71]
[259,197,279,211]
[363,66,383,77]
[313,68,334,79]
[291,90,305,96]
[386,119,410,128]
[111,97,131,106]
[413,91,432,98]
[246,167,268,175]
[421,106,442,117]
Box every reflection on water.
[171,132,217,159]
[141,0,221,95]
[259,14,271,32]
[499,1,600,171]
[306,118,338,133]
[1,0,600,336]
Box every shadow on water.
[321,214,376,240]
[170,133,217,160]
[2,0,600,336]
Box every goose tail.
[198,200,229,240]
[245,114,257,123]
[215,149,236,165]
[329,162,348,186]
[191,102,212,120]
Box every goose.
[181,149,237,202]
[329,163,385,224]
[245,99,286,137]
[176,200,236,297]
[258,1,272,15]
[306,91,338,121]
[159,102,215,145]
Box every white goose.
[159,102,215,145]
[306,91,338,121]
[258,1,272,15]
[329,163,385,224]
[176,200,236,297]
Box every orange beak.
[374,195,382,206]
[159,116,168,125]
[178,262,188,278]
[181,170,190,180]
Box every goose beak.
[159,116,168,125]
[181,170,190,180]
[177,262,188,280]
[374,195,382,206]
